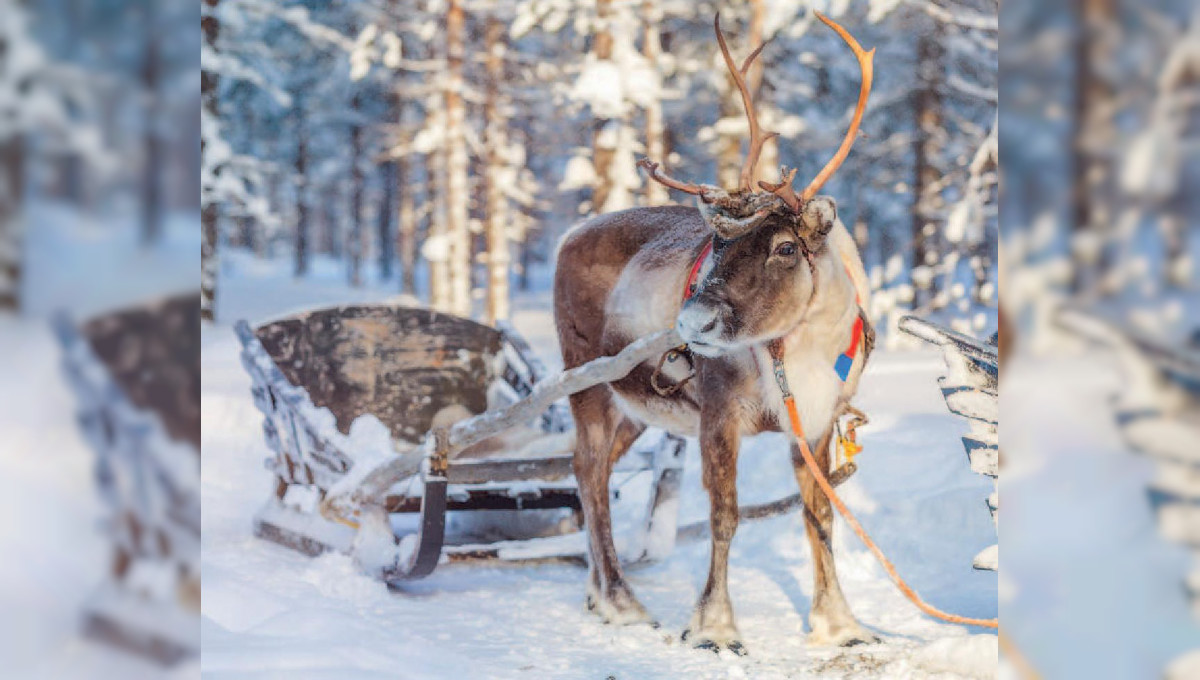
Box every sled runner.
[235,305,686,582]
[899,315,998,571]
[53,294,200,665]
[1058,308,1200,613]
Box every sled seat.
[54,293,200,666]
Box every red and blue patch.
[835,315,864,381]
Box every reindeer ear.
[798,196,837,251]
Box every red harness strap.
[682,241,713,303]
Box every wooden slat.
[445,454,576,485]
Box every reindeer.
[554,13,876,652]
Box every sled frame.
[235,311,685,582]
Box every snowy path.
[200,271,998,679]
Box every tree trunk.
[1161,202,1189,290]
[427,136,449,309]
[322,184,340,257]
[911,28,944,310]
[0,137,25,312]
[56,0,85,207]
[483,17,510,324]
[397,153,417,294]
[238,102,259,251]
[200,0,220,321]
[294,113,310,278]
[1071,0,1116,293]
[642,0,668,206]
[140,4,163,247]
[444,0,471,317]
[377,160,395,281]
[519,230,533,292]
[746,0,777,187]
[263,154,280,259]
[348,93,364,287]
[591,0,618,212]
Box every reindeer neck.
[778,248,858,363]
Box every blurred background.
[0,0,199,678]
[1001,0,1200,678]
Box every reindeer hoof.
[586,590,656,627]
[683,630,748,656]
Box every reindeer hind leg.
[570,386,652,625]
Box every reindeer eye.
[774,241,797,257]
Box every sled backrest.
[81,293,201,451]
[254,305,505,444]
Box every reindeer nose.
[677,305,721,343]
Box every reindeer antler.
[758,166,801,213]
[640,11,872,225]
[714,13,778,193]
[636,158,714,202]
[760,12,875,209]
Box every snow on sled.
[53,293,200,666]
[1058,308,1200,615]
[899,315,998,571]
[234,305,685,583]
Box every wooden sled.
[235,305,686,583]
[53,293,200,666]
[900,315,999,571]
[1058,308,1200,614]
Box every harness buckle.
[651,344,696,397]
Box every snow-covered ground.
[200,250,999,679]
[1002,348,1200,678]
[0,203,200,679]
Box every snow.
[571,59,628,120]
[901,635,998,678]
[560,153,597,191]
[199,252,998,677]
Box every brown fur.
[554,201,876,650]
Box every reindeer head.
[640,12,874,356]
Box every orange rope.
[998,630,1041,679]
[783,394,999,629]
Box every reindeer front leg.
[684,411,746,654]
[792,430,880,647]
